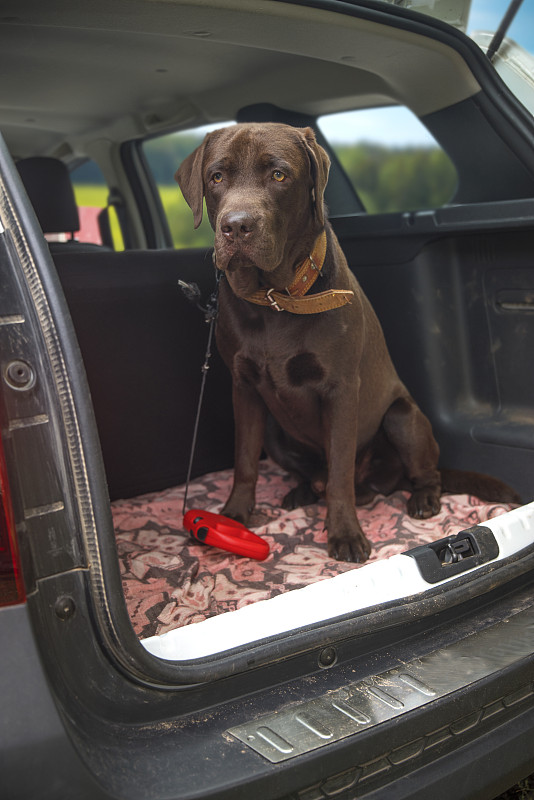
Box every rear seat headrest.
[16,156,80,235]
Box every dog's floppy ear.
[301,127,330,227]
[175,136,210,229]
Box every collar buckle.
[266,288,284,311]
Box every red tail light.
[0,432,25,606]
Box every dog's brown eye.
[212,172,223,184]
[272,170,286,182]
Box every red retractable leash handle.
[183,509,270,560]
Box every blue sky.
[320,0,534,146]
[468,0,534,53]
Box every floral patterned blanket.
[112,459,514,639]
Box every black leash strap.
[179,271,221,515]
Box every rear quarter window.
[318,106,457,214]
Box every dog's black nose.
[220,211,256,241]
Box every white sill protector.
[142,501,534,661]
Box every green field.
[73,184,109,207]
[73,184,124,249]
[157,186,214,248]
[73,184,213,249]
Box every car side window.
[143,125,233,249]
[318,107,457,214]
[70,161,125,250]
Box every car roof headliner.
[0,0,480,159]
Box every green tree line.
[142,132,457,247]
[334,142,457,214]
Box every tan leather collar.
[244,230,354,314]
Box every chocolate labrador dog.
[176,122,519,562]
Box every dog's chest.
[235,342,327,442]
[235,347,326,393]
[216,292,336,438]
[228,313,328,404]
[217,297,328,389]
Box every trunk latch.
[405,526,499,583]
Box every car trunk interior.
[4,0,534,659]
[51,197,533,653]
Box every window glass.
[70,161,124,250]
[467,0,534,57]
[143,124,232,249]
[376,2,534,114]
[468,1,534,116]
[318,107,457,214]
[375,1,534,58]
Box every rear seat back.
[54,248,234,500]
[17,156,112,253]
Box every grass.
[73,184,109,207]
[72,184,124,249]
[157,185,214,248]
[73,183,214,250]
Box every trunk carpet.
[111,459,514,639]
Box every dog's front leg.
[221,380,267,525]
[324,391,372,563]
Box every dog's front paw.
[281,481,319,510]
[407,487,441,519]
[220,501,252,525]
[327,527,372,564]
[221,487,255,525]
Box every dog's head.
[175,123,330,296]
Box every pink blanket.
[112,460,513,639]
